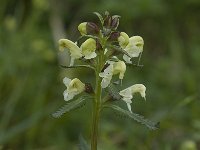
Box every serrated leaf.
[93,12,104,25]
[107,83,122,101]
[104,104,159,130]
[60,65,95,70]
[52,97,86,118]
[78,134,90,150]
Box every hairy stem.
[91,53,103,150]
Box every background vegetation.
[0,0,200,149]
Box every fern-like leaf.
[104,104,159,130]
[52,97,86,118]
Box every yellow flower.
[113,60,126,80]
[63,77,85,101]
[99,60,126,88]
[119,84,146,112]
[118,32,129,49]
[78,22,87,35]
[123,36,144,63]
[59,39,82,66]
[81,38,97,59]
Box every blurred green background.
[0,0,200,149]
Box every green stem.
[91,54,103,150]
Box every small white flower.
[123,36,144,64]
[99,60,126,88]
[63,77,85,101]
[119,84,146,113]
[59,39,83,66]
[81,38,97,59]
[99,64,113,88]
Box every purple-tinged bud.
[85,83,94,94]
[96,39,103,51]
[86,22,99,35]
[78,22,99,35]
[111,17,119,30]
[103,15,112,28]
[108,31,120,41]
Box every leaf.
[78,134,90,150]
[108,45,132,58]
[107,83,122,101]
[77,35,99,42]
[104,104,159,130]
[60,65,95,70]
[93,12,104,25]
[52,97,86,118]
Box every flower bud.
[85,83,94,94]
[87,22,99,35]
[108,31,120,41]
[78,22,99,36]
[118,32,129,49]
[103,15,112,28]
[95,39,103,51]
[111,16,119,30]
[78,22,87,35]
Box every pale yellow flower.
[119,84,146,112]
[118,32,129,49]
[99,60,126,88]
[59,39,82,66]
[123,36,144,63]
[63,77,85,101]
[78,22,87,35]
[81,38,97,59]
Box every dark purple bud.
[111,17,119,30]
[96,39,103,51]
[85,83,94,94]
[103,16,112,28]
[86,22,99,35]
[108,31,120,41]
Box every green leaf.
[78,134,90,150]
[104,104,159,130]
[77,35,99,42]
[60,65,95,70]
[108,45,132,58]
[93,12,104,25]
[107,83,122,101]
[52,97,86,118]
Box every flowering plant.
[53,11,158,150]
